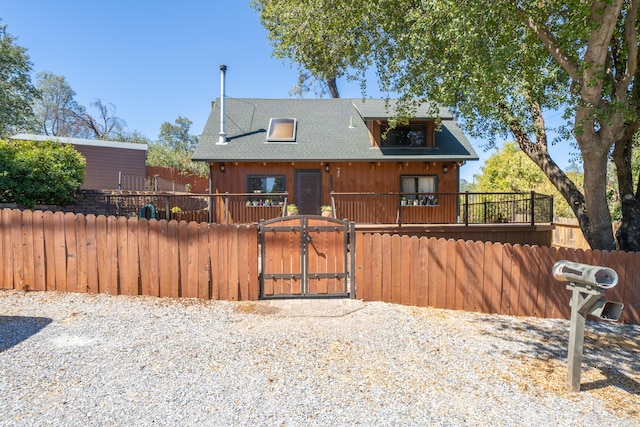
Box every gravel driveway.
[1,290,638,426]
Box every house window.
[267,118,297,142]
[401,175,438,205]
[381,123,428,147]
[247,175,286,205]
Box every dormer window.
[267,118,297,142]
[381,123,427,147]
[378,120,435,148]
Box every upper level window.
[267,118,297,142]
[381,123,428,147]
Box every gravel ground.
[1,290,638,427]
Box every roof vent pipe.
[218,64,227,145]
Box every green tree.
[475,142,583,219]
[158,116,198,154]
[33,71,86,137]
[147,117,207,176]
[0,22,39,138]
[0,138,85,207]
[253,1,365,98]
[253,1,640,251]
[108,129,152,145]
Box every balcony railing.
[330,191,553,226]
[105,191,553,226]
[106,193,290,224]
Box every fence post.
[208,164,213,224]
[165,196,171,221]
[208,194,213,224]
[483,199,488,224]
[117,172,123,216]
[464,192,469,226]
[349,221,356,298]
[225,193,229,225]
[530,191,535,226]
[330,192,336,216]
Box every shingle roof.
[192,98,478,163]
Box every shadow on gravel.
[581,366,640,395]
[480,316,640,394]
[0,316,52,352]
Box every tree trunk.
[580,145,616,250]
[502,100,595,246]
[613,138,640,251]
[516,138,592,243]
[326,77,340,98]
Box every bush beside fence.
[354,233,640,324]
[0,209,258,300]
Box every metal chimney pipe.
[218,64,227,144]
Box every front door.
[295,170,322,215]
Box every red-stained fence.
[354,233,640,324]
[0,209,258,300]
[1,208,638,324]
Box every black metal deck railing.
[329,191,553,225]
[106,192,290,224]
[105,191,553,226]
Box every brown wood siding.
[212,161,459,205]
[73,145,146,190]
[211,161,458,224]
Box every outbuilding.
[10,133,148,190]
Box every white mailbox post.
[552,260,624,392]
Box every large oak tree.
[254,0,640,251]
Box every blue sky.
[1,0,572,182]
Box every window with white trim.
[401,175,438,205]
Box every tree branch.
[521,15,580,82]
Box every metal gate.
[259,215,355,298]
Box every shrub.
[0,139,85,207]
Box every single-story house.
[10,133,148,190]
[192,97,478,222]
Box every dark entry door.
[295,170,322,215]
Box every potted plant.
[321,205,333,217]
[286,204,298,216]
[401,196,407,206]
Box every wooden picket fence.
[1,208,639,324]
[354,233,640,324]
[0,209,258,300]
